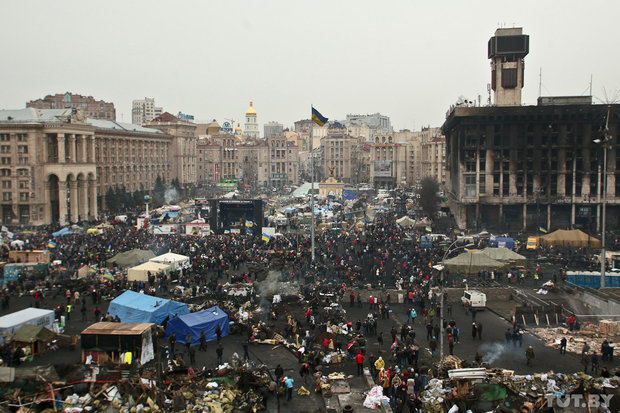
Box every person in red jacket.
[355,351,365,376]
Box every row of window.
[0,134,27,142]
[0,157,28,165]
[0,145,28,154]
[1,181,29,189]
[2,192,30,201]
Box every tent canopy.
[127,261,171,282]
[107,249,156,268]
[11,324,55,344]
[541,229,600,248]
[108,290,189,325]
[150,252,190,271]
[396,216,415,228]
[166,306,229,345]
[480,247,526,263]
[444,251,506,275]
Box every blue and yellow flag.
[262,233,271,242]
[245,220,254,227]
[47,240,57,248]
[103,271,115,281]
[311,107,328,126]
[224,229,230,234]
[538,226,548,233]
[246,228,253,235]
[425,226,432,232]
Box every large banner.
[374,160,392,177]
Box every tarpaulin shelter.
[81,322,157,366]
[52,227,73,238]
[541,229,600,248]
[444,251,506,275]
[107,249,155,268]
[0,308,55,345]
[396,216,415,228]
[165,306,229,345]
[127,261,171,282]
[480,247,526,265]
[488,236,515,249]
[150,252,190,271]
[11,324,55,355]
[107,290,189,324]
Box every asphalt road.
[3,288,617,413]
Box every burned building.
[442,27,619,233]
[443,100,619,232]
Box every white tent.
[396,216,415,228]
[127,261,171,282]
[150,252,190,271]
[0,308,55,345]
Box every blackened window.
[502,68,518,88]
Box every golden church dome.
[246,100,257,116]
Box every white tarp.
[150,252,190,271]
[0,308,55,345]
[140,329,154,365]
[127,261,171,282]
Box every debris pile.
[420,369,619,413]
[532,320,619,354]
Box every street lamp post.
[595,104,613,288]
[438,240,474,372]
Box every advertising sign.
[221,121,233,134]
[374,160,392,177]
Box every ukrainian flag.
[224,229,230,234]
[47,240,57,248]
[103,271,115,281]
[425,226,432,232]
[538,227,548,233]
[311,107,328,126]
[246,228,253,235]
[262,233,271,242]
[245,220,253,227]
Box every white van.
[461,290,487,309]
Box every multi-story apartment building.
[264,121,284,138]
[320,122,362,183]
[27,92,116,120]
[132,98,163,125]
[0,108,172,225]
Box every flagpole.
[310,105,315,262]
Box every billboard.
[220,121,233,134]
[374,160,392,177]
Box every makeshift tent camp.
[165,306,229,345]
[0,308,55,345]
[107,249,156,268]
[107,290,189,324]
[541,229,600,248]
[443,251,506,275]
[396,216,415,228]
[81,322,156,366]
[127,261,171,282]
[11,324,55,355]
[480,247,526,264]
[150,252,190,271]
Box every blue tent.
[165,306,229,345]
[108,290,189,325]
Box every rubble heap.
[532,320,619,354]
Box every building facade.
[320,122,362,183]
[132,98,163,125]
[442,102,620,232]
[26,93,116,120]
[264,121,284,138]
[144,113,197,188]
[0,108,172,226]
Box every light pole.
[437,240,474,372]
[594,105,613,288]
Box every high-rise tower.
[488,28,529,106]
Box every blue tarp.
[488,236,515,249]
[108,290,189,325]
[165,306,229,345]
[342,190,355,200]
[52,227,73,238]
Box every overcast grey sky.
[1,1,619,131]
